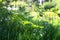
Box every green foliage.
[0,0,60,40]
[43,2,56,10]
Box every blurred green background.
[0,0,60,40]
